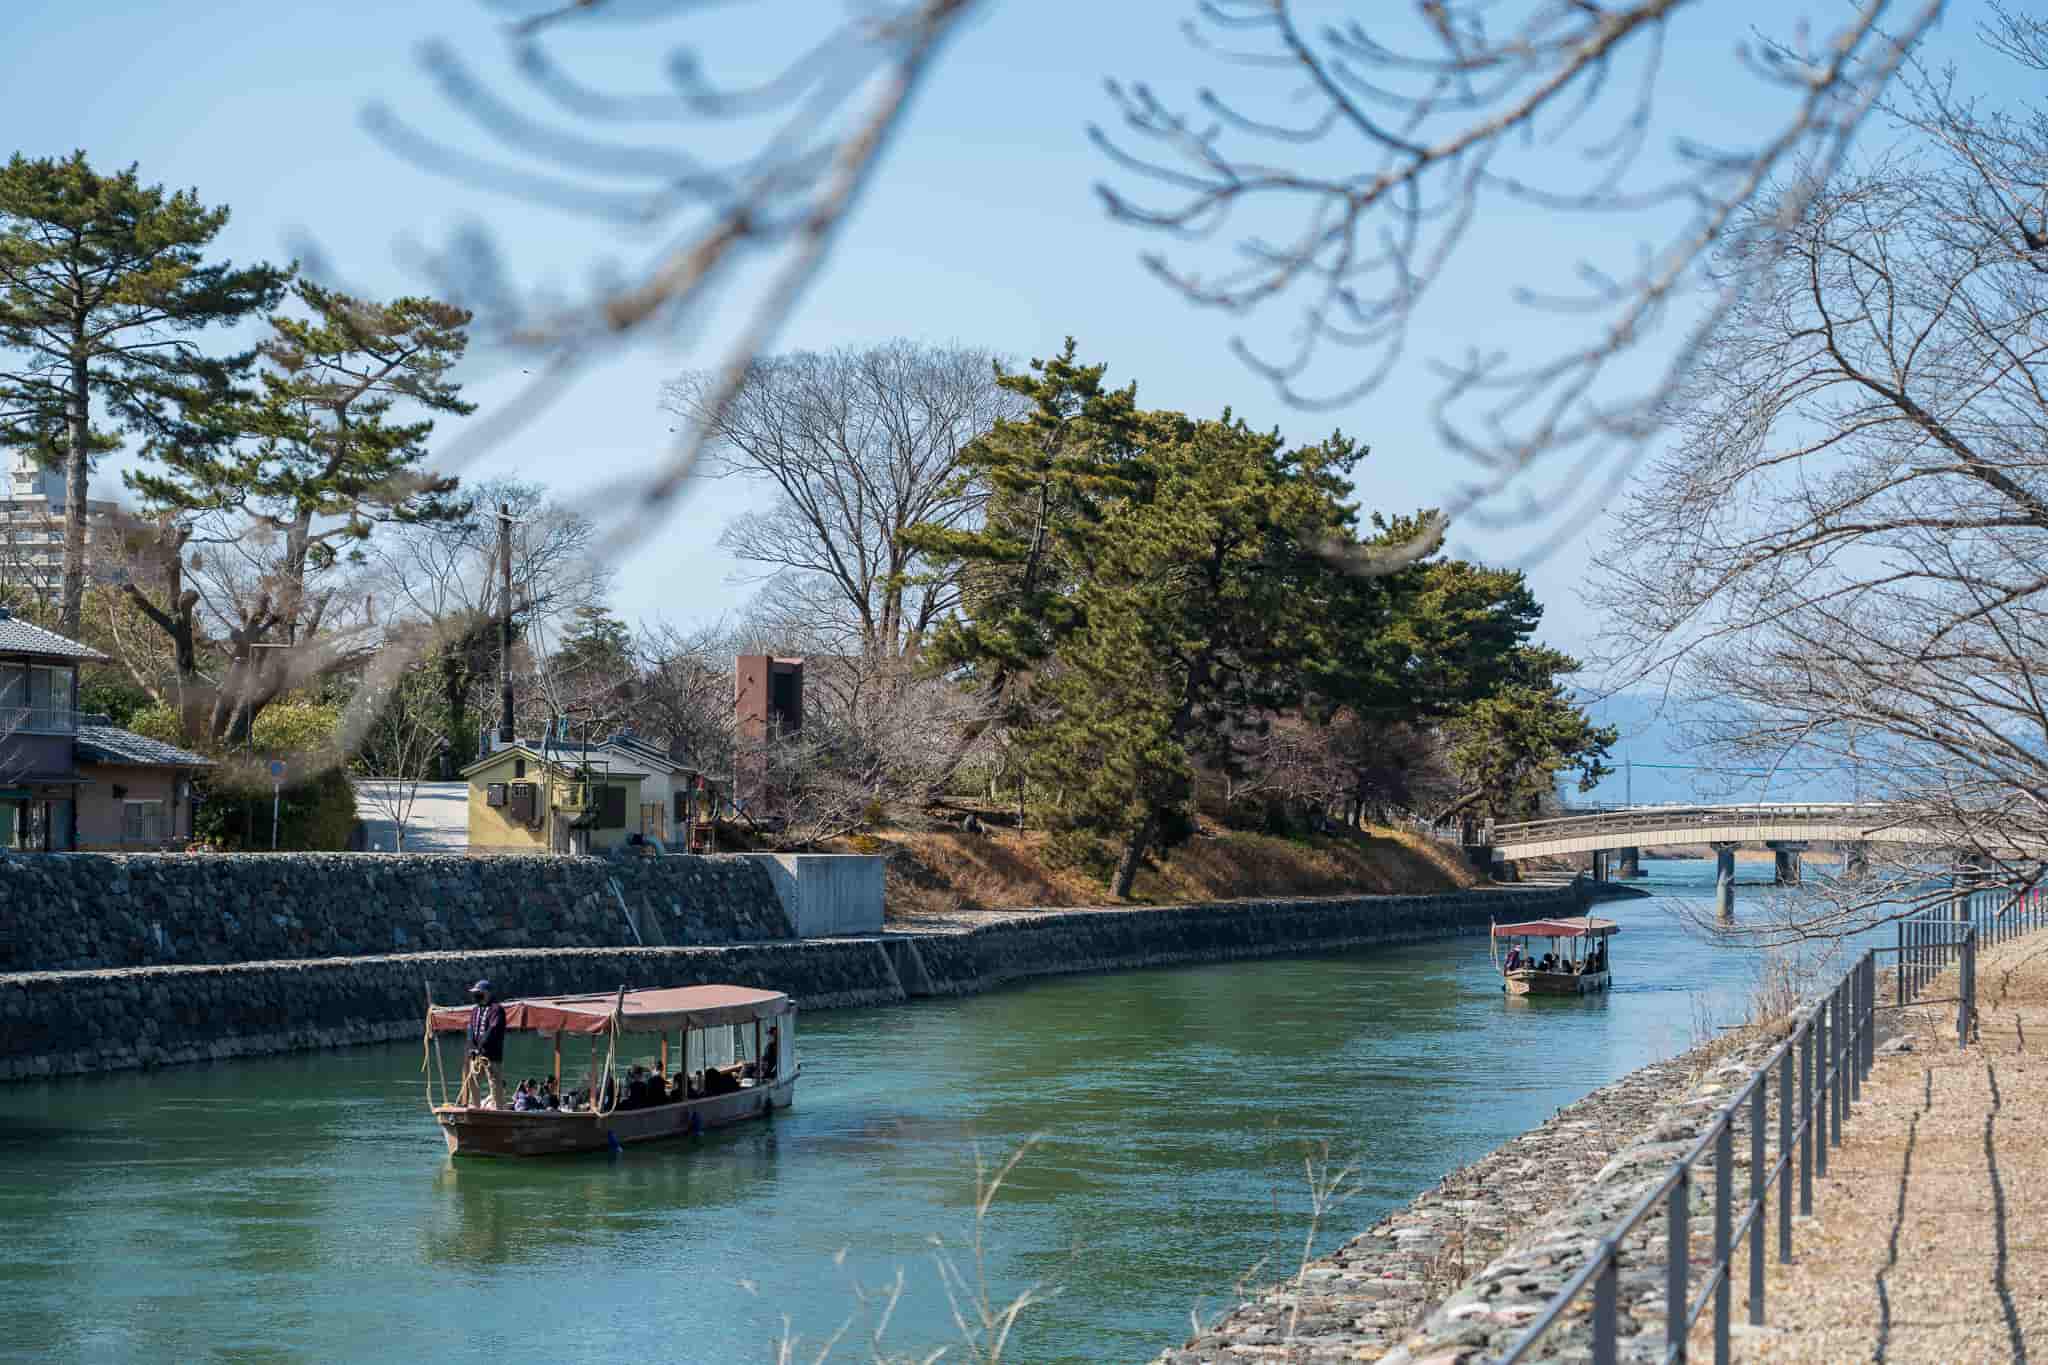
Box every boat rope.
[420,996,453,1111]
[589,990,626,1119]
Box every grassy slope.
[864,824,1481,922]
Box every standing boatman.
[462,979,508,1110]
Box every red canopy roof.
[430,985,790,1037]
[1491,916,1619,939]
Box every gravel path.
[1728,939,2048,1364]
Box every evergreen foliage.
[912,341,1614,894]
[0,152,289,633]
[121,280,474,746]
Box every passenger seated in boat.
[761,1027,780,1081]
[623,1065,654,1109]
[538,1077,560,1109]
[1538,953,1558,972]
[513,1078,547,1112]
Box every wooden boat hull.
[1504,969,1611,997]
[435,1070,799,1157]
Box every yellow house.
[462,743,647,856]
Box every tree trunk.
[60,345,89,637]
[1112,807,1160,900]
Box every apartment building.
[0,455,119,599]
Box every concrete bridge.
[1485,802,1965,915]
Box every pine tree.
[1022,411,1362,896]
[0,152,288,633]
[124,281,473,745]
[903,339,1148,795]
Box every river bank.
[1157,1019,1769,1362]
[0,883,1595,1082]
[0,862,1729,1363]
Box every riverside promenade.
[1725,939,2048,1363]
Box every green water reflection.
[2,863,1787,1363]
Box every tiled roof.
[74,717,214,768]
[0,610,107,661]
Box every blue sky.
[3,0,2006,780]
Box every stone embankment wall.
[1158,1021,1792,1364]
[0,885,1580,1082]
[0,853,793,972]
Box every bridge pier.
[1842,842,1869,879]
[1767,841,1808,886]
[1590,849,1609,882]
[1714,843,1739,920]
[1616,845,1642,879]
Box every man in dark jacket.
[462,979,508,1109]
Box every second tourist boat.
[1491,916,1620,996]
[424,984,798,1157]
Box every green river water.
[1,861,1808,1363]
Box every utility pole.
[497,502,515,747]
[1625,756,1633,808]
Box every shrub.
[193,765,358,851]
[1042,828,1119,885]
[127,703,184,745]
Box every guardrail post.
[1799,1019,1814,1212]
[1896,919,1906,1007]
[1750,1075,1766,1322]
[1864,955,1875,1077]
[1593,1252,1619,1365]
[1668,1168,1690,1363]
[1778,1043,1794,1260]
[1815,1003,1831,1172]
[1960,930,1975,1051]
[1843,986,1859,1137]
[1715,1122,1733,1363]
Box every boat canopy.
[429,985,790,1037]
[1491,916,1620,939]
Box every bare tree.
[352,1,1954,578]
[1092,1,1943,548]
[366,478,610,759]
[660,341,1023,660]
[346,658,446,852]
[634,618,741,772]
[1591,8,2048,938]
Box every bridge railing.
[1493,890,2037,1365]
[1489,802,1898,847]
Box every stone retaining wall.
[0,852,794,972]
[1156,1016,1791,1363]
[0,885,1581,1082]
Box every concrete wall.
[0,884,1582,1082]
[0,851,795,973]
[740,853,886,936]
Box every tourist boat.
[1491,917,1619,996]
[424,985,798,1157]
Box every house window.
[0,663,75,733]
[514,758,526,778]
[122,800,166,844]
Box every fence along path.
[1724,913,2048,1362]
[1463,889,2044,1365]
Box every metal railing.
[1489,802,1899,848]
[1494,891,2023,1365]
[0,704,78,734]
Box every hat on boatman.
[469,979,493,995]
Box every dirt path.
[1731,940,2048,1363]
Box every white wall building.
[0,455,119,599]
